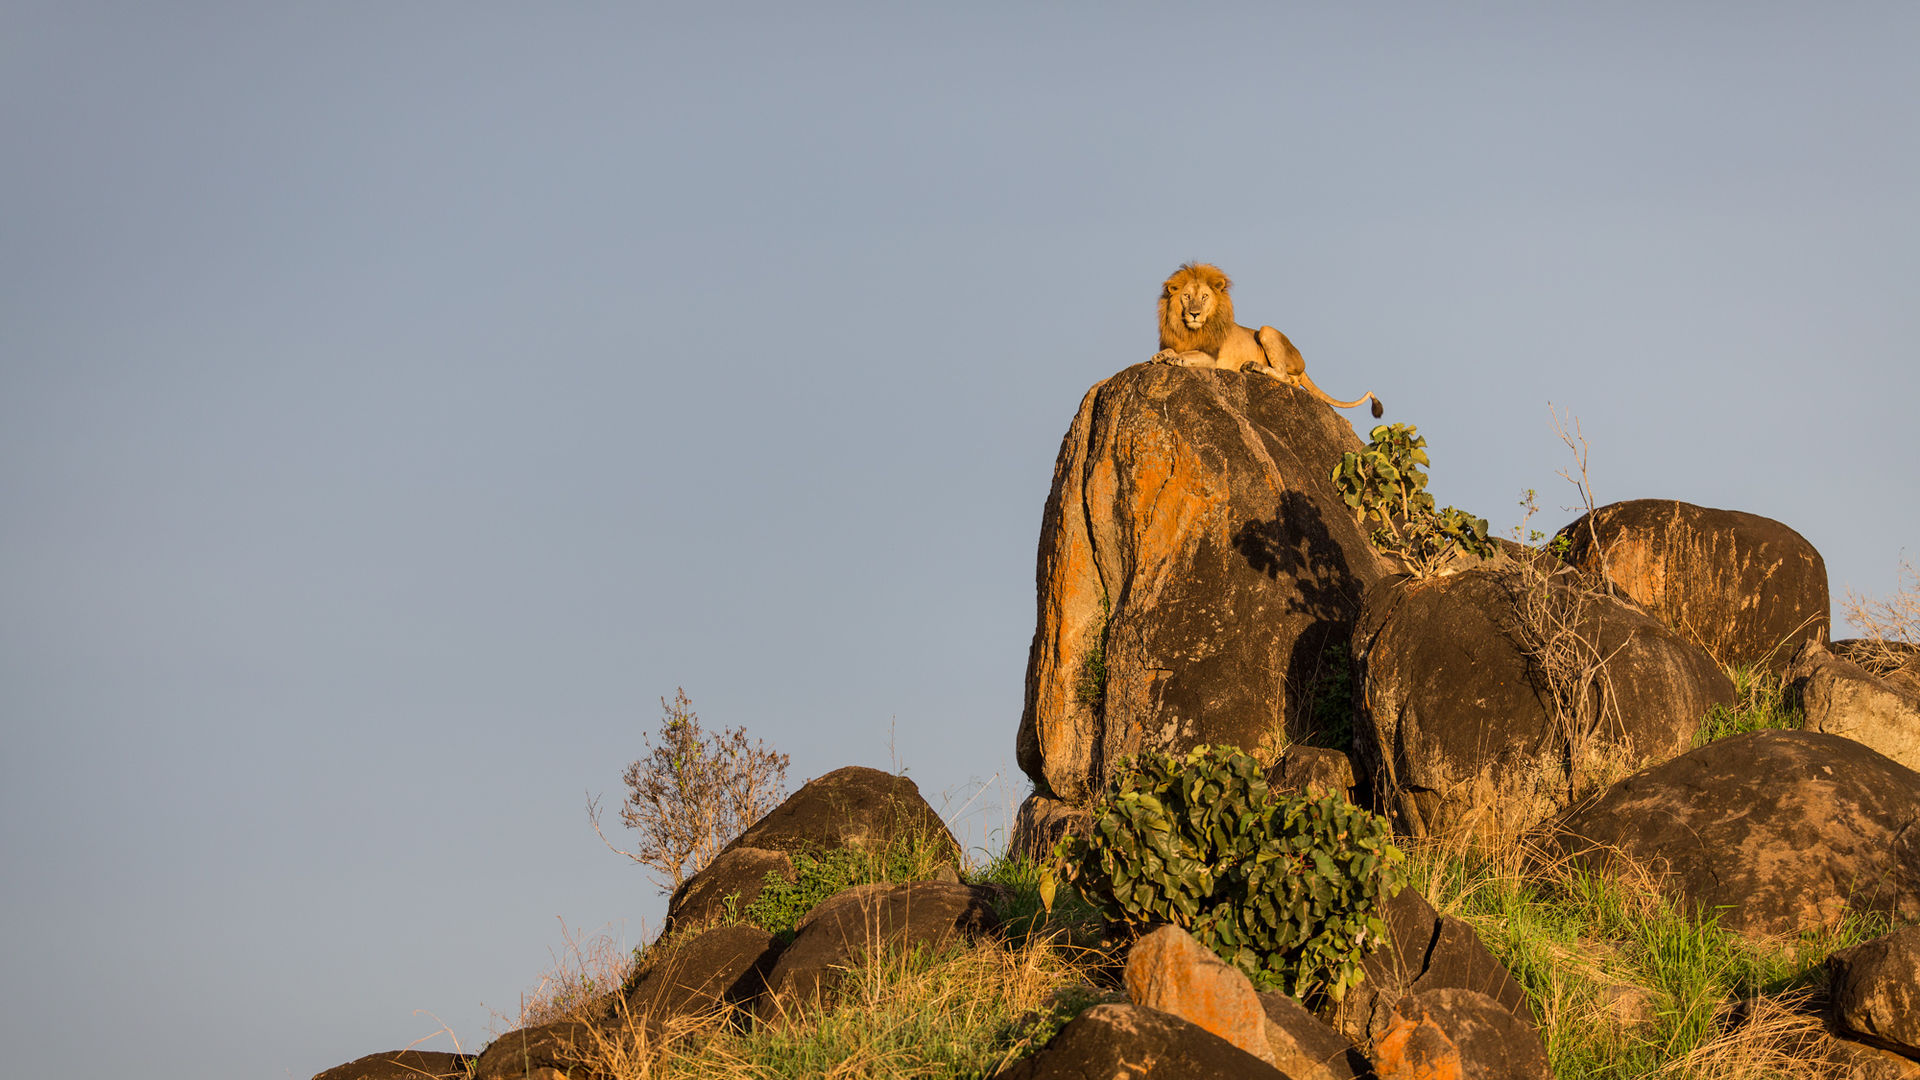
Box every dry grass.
[1840,556,1920,675]
[559,930,1106,1080]
[489,918,638,1035]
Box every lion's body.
[1151,262,1383,417]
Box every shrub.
[1331,422,1494,578]
[1062,744,1405,1001]
[590,688,790,893]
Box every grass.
[1692,666,1801,747]
[1406,835,1896,1080]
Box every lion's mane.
[1158,262,1238,355]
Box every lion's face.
[1168,279,1220,331]
[1158,263,1235,352]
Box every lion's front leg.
[1152,349,1220,368]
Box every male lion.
[1151,262,1384,417]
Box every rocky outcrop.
[1828,923,1920,1059]
[1017,362,1392,805]
[1789,639,1920,770]
[1557,499,1828,673]
[757,881,999,1018]
[991,1003,1291,1080]
[1353,566,1733,837]
[311,1051,473,1080]
[1376,989,1552,1080]
[1552,730,1920,937]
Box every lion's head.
[1158,262,1236,354]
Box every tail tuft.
[1371,397,1384,418]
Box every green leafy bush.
[1331,422,1494,577]
[1063,745,1405,1001]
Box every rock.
[1123,924,1274,1064]
[1829,923,1920,1058]
[991,1002,1291,1080]
[1266,745,1356,802]
[1382,989,1551,1080]
[662,846,795,933]
[1557,498,1828,674]
[1333,886,1533,1050]
[1789,639,1920,770]
[1552,729,1920,937]
[1370,999,1464,1080]
[1006,792,1092,862]
[1353,566,1733,838]
[1808,1033,1920,1079]
[1255,991,1373,1080]
[470,1020,600,1080]
[1017,362,1393,804]
[757,881,999,1017]
[723,765,959,862]
[624,922,780,1023]
[311,1050,474,1080]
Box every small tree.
[1330,422,1494,578]
[589,689,790,893]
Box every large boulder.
[992,1003,1291,1080]
[1557,499,1828,673]
[756,881,999,1018]
[1828,923,1920,1059]
[665,766,960,934]
[1255,992,1373,1080]
[1353,566,1733,837]
[1552,730,1920,937]
[311,1051,473,1080]
[722,765,959,861]
[1017,362,1392,805]
[1788,639,1920,770]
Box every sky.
[2,4,1916,1078]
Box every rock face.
[992,1003,1290,1080]
[311,1051,473,1080]
[758,881,999,1017]
[1829,923,1920,1058]
[1353,567,1733,837]
[1017,362,1392,805]
[1789,639,1920,770]
[1557,499,1828,673]
[1123,924,1274,1064]
[1553,730,1920,937]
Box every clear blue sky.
[3,5,1915,1078]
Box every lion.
[1151,262,1384,417]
